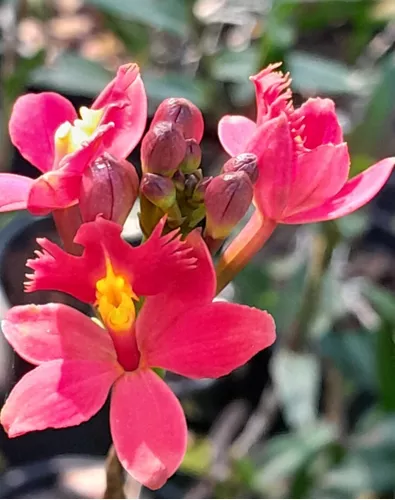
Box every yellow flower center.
[54,106,104,157]
[95,260,138,333]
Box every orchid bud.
[151,97,204,143]
[79,153,139,225]
[180,139,202,174]
[140,173,176,211]
[173,170,185,191]
[192,176,212,203]
[222,153,259,184]
[204,172,253,240]
[184,173,200,198]
[141,121,186,177]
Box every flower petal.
[218,115,257,157]
[0,174,33,212]
[283,143,350,217]
[9,92,77,173]
[283,157,395,224]
[136,230,215,348]
[2,303,116,364]
[27,123,114,215]
[142,302,276,379]
[295,97,343,149]
[248,114,294,220]
[110,369,187,490]
[1,359,121,438]
[92,64,147,158]
[26,217,195,303]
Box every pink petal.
[2,303,116,364]
[92,64,147,158]
[26,217,195,303]
[218,115,257,157]
[295,97,343,149]
[1,359,121,437]
[9,93,77,173]
[283,143,350,217]
[283,157,395,224]
[0,174,33,212]
[141,302,276,379]
[136,230,215,348]
[110,369,187,490]
[27,123,114,215]
[247,114,294,220]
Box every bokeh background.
[1,0,395,498]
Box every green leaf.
[317,414,395,497]
[29,53,113,97]
[143,70,210,111]
[286,51,371,95]
[348,56,395,157]
[364,283,395,324]
[85,0,188,36]
[271,348,320,429]
[320,329,376,391]
[376,321,395,411]
[211,47,258,83]
[253,423,336,496]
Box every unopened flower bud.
[79,153,139,225]
[180,139,202,174]
[204,172,253,240]
[192,176,212,203]
[184,173,200,198]
[141,121,186,177]
[140,173,176,211]
[222,153,258,184]
[151,97,204,142]
[173,170,186,191]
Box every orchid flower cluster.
[0,61,393,490]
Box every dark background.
[1,0,395,498]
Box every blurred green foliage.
[2,0,395,498]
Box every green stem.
[288,221,341,351]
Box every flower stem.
[103,445,127,499]
[288,220,341,351]
[215,211,277,294]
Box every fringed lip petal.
[0,174,33,212]
[141,302,276,379]
[27,123,114,215]
[110,370,187,490]
[92,64,147,158]
[2,303,117,365]
[1,359,121,438]
[25,235,103,303]
[136,230,216,349]
[283,157,395,224]
[218,115,257,157]
[295,97,343,149]
[9,92,77,173]
[26,217,195,304]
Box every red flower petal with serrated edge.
[25,216,195,302]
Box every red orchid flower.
[216,63,395,290]
[2,217,276,489]
[0,64,147,215]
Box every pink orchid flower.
[216,63,395,290]
[0,64,147,215]
[2,218,275,489]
